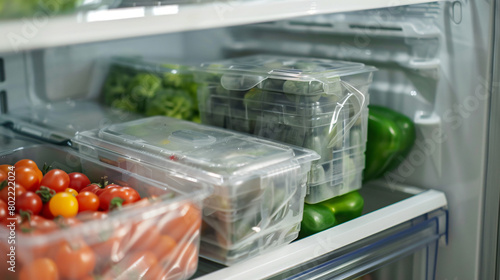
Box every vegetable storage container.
[1,56,197,144]
[73,116,320,265]
[195,55,376,203]
[99,56,200,123]
[0,144,209,280]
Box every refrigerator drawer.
[194,183,447,280]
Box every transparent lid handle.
[327,81,366,148]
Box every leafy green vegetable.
[103,61,200,122]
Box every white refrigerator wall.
[0,1,495,279]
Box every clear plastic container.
[73,116,319,264]
[195,55,376,203]
[98,57,200,123]
[0,145,209,280]
[200,222,301,266]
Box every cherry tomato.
[99,187,140,211]
[65,188,78,196]
[2,213,21,227]
[49,192,78,218]
[80,183,103,194]
[14,159,39,170]
[0,200,8,221]
[68,172,91,192]
[130,222,161,252]
[16,191,42,215]
[159,203,201,242]
[95,183,122,196]
[0,182,26,203]
[18,216,57,262]
[55,240,96,279]
[55,216,82,229]
[151,235,177,260]
[41,203,54,220]
[40,169,70,193]
[76,191,99,213]
[19,258,59,280]
[20,215,58,234]
[104,251,158,279]
[0,164,13,175]
[15,166,41,192]
[0,170,6,183]
[14,160,44,189]
[76,210,107,222]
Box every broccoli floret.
[110,96,139,113]
[127,73,161,100]
[145,89,194,120]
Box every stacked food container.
[73,116,319,265]
[0,143,208,280]
[195,55,376,203]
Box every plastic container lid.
[196,55,377,95]
[74,116,319,196]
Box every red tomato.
[16,191,42,215]
[0,200,8,221]
[159,203,201,242]
[40,169,70,193]
[20,215,58,233]
[76,210,108,222]
[2,213,21,227]
[76,191,100,213]
[41,203,54,220]
[0,170,6,183]
[19,258,59,280]
[80,183,103,194]
[0,182,26,203]
[99,187,140,211]
[104,251,158,279]
[151,235,177,260]
[15,166,41,192]
[55,240,96,279]
[55,217,82,229]
[68,172,91,192]
[130,222,161,252]
[95,183,121,196]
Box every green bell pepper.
[363,105,416,182]
[299,191,364,239]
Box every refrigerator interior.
[0,0,496,279]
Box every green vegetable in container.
[363,105,416,182]
[144,89,194,120]
[299,190,364,239]
[103,60,200,122]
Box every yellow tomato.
[49,192,78,218]
[65,188,78,196]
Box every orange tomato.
[15,166,41,192]
[160,203,201,242]
[0,164,13,175]
[14,159,39,170]
[19,258,59,280]
[55,240,96,279]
